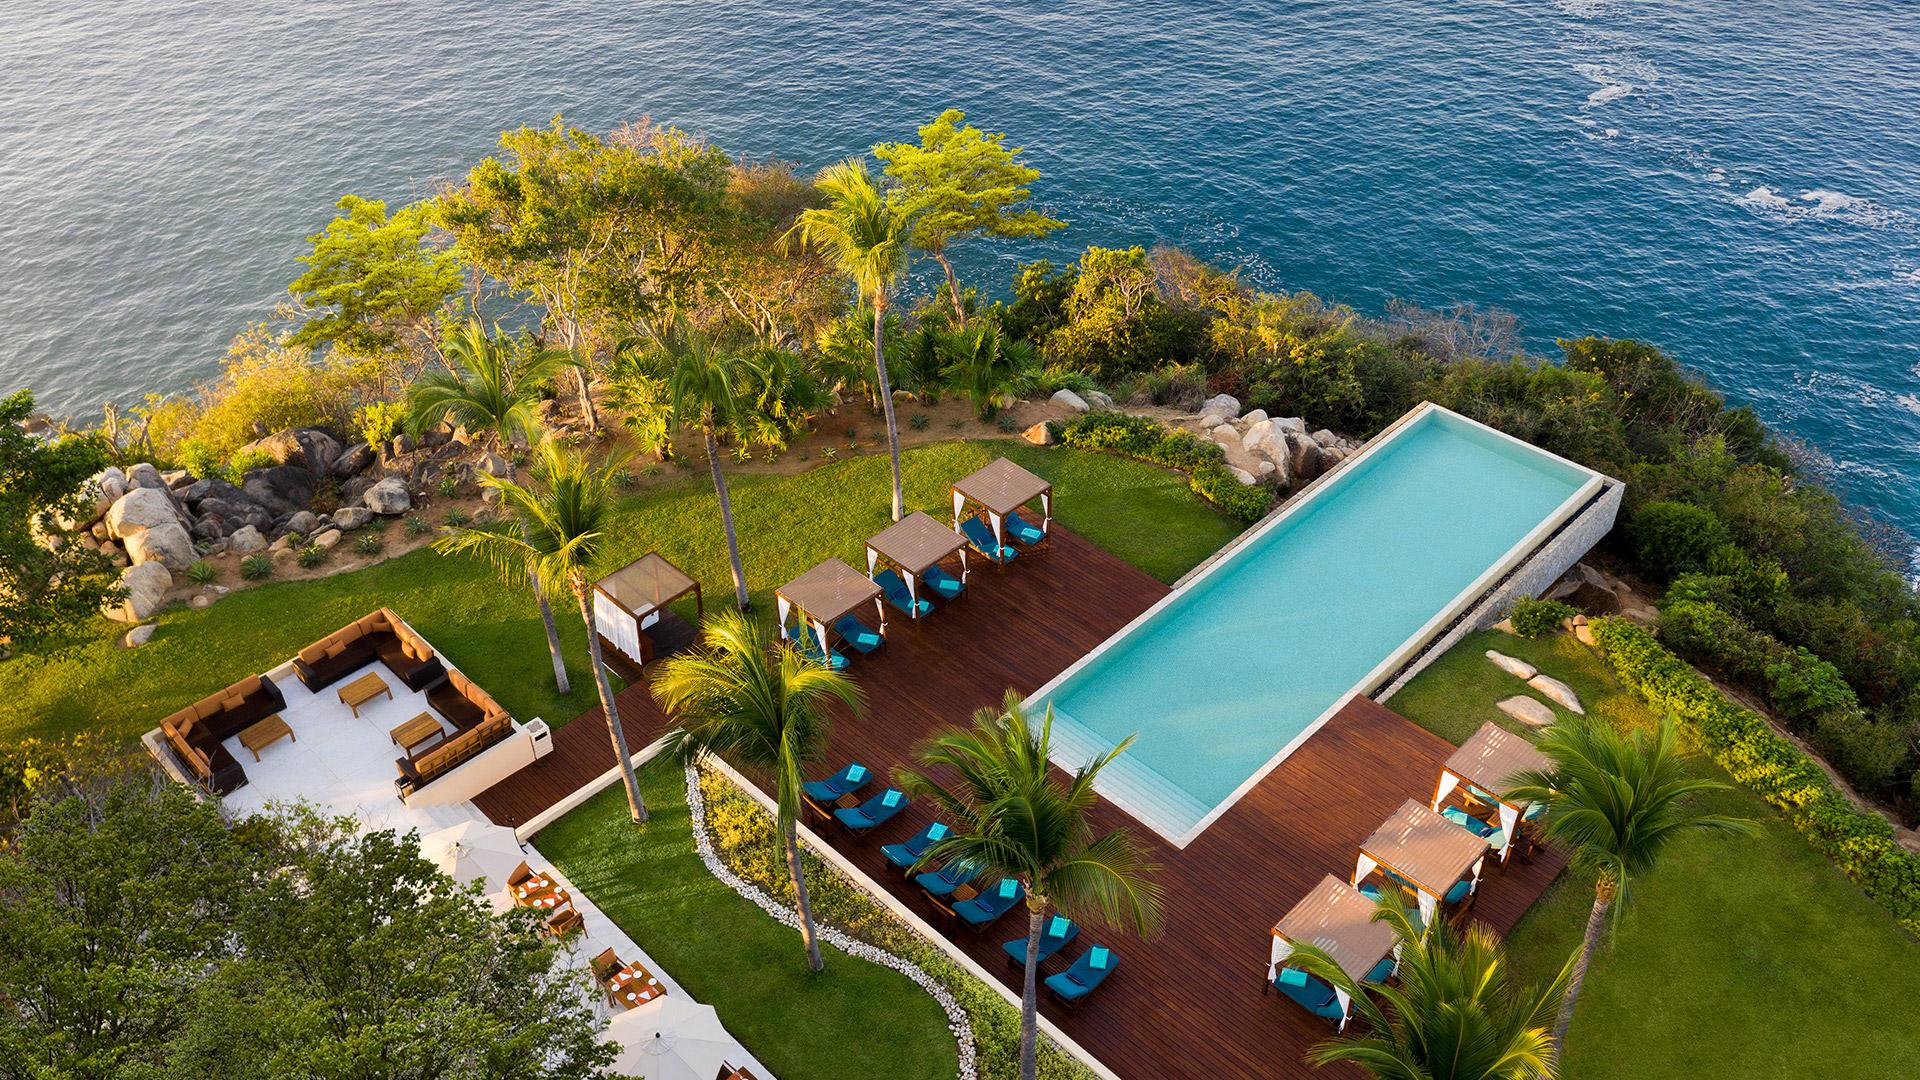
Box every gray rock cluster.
[1185,395,1364,492]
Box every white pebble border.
[683,762,981,1080]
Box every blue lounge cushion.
[874,568,932,617]
[881,821,947,869]
[955,878,1025,927]
[802,763,869,802]
[1358,882,1383,902]
[1005,510,1046,546]
[1441,805,1498,838]
[916,861,974,898]
[1003,915,1079,964]
[833,615,883,654]
[795,633,849,671]
[1363,955,1396,983]
[835,788,908,831]
[959,516,1016,563]
[1444,878,1474,905]
[1046,945,1116,1001]
[922,564,965,599]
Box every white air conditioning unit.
[525,718,554,761]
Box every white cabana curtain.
[1039,491,1052,533]
[593,591,644,664]
[867,547,921,618]
[1432,770,1525,861]
[776,595,793,640]
[1267,936,1355,1031]
[950,489,966,529]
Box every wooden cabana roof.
[1359,799,1490,896]
[1272,875,1397,982]
[952,457,1050,516]
[596,552,699,615]
[867,512,967,574]
[1443,722,1552,802]
[777,558,881,624]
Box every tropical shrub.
[1628,499,1733,579]
[140,325,363,460]
[354,532,383,556]
[1657,597,1788,687]
[296,544,326,569]
[1763,647,1859,722]
[1508,596,1574,638]
[403,515,431,537]
[356,400,406,450]
[1058,411,1271,522]
[1810,709,1913,793]
[1589,617,1920,934]
[185,560,216,585]
[239,554,272,580]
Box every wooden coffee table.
[337,671,392,717]
[238,715,294,762]
[389,711,443,754]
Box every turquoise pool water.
[1035,408,1598,844]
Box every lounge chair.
[1272,967,1346,1021]
[953,876,1025,931]
[802,762,870,803]
[1441,805,1499,839]
[959,516,1017,565]
[874,568,932,618]
[1363,955,1396,983]
[1005,510,1046,547]
[882,821,950,871]
[795,631,849,671]
[922,563,965,601]
[835,788,908,832]
[915,860,977,900]
[832,614,884,655]
[1044,945,1116,1009]
[1004,914,1078,966]
[1443,878,1474,905]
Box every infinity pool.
[1030,405,1604,846]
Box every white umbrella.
[606,997,743,1080]
[418,820,527,911]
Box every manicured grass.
[1392,630,1920,1080]
[1,440,1240,745]
[537,766,958,1080]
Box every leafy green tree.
[653,611,865,971]
[790,159,914,521]
[438,440,648,823]
[0,779,612,1079]
[1506,717,1755,1055]
[897,691,1162,1080]
[1036,246,1202,379]
[1286,896,1576,1080]
[435,118,730,434]
[875,109,1066,327]
[0,391,123,657]
[409,319,577,692]
[288,194,464,380]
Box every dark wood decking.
[473,526,1565,1079]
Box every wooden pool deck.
[473,525,1566,1079]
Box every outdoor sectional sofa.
[159,674,287,794]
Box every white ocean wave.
[1573,59,1656,110]
[1549,0,1621,16]
[1734,185,1909,227]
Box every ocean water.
[1037,408,1595,842]
[3,1,1918,547]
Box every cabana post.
[1431,721,1553,862]
[591,552,703,668]
[864,511,970,618]
[951,457,1052,563]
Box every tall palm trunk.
[871,290,904,521]
[932,249,966,328]
[532,570,571,694]
[1018,902,1046,1080]
[574,577,646,823]
[782,819,826,972]
[1552,877,1613,1052]
[703,428,750,611]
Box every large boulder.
[104,486,182,540]
[180,476,242,505]
[331,506,373,531]
[192,495,273,539]
[1197,393,1240,425]
[331,441,375,478]
[241,464,316,516]
[1084,389,1116,411]
[1274,416,1306,435]
[311,528,343,550]
[246,427,344,474]
[1240,408,1269,426]
[227,524,267,554]
[1050,389,1090,413]
[124,522,197,571]
[476,451,511,479]
[1311,428,1339,448]
[283,510,322,538]
[126,462,167,490]
[1527,674,1585,715]
[104,561,172,624]
[1286,431,1326,481]
[1497,695,1558,729]
[364,478,412,515]
[1021,422,1056,447]
[1485,650,1538,680]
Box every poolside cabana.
[865,511,969,619]
[1265,875,1398,1030]
[592,552,703,670]
[1431,721,1553,863]
[776,558,886,663]
[1353,799,1491,927]
[951,457,1051,561]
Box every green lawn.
[1391,630,1920,1080]
[537,766,958,1080]
[1,440,1239,745]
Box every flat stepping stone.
[1527,674,1585,715]
[1485,650,1538,680]
[1499,695,1558,728]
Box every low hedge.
[1056,411,1271,522]
[1589,617,1920,935]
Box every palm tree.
[409,318,576,693]
[943,322,1033,420]
[1505,717,1755,1055]
[896,691,1162,1080]
[652,612,865,972]
[789,159,914,521]
[1286,895,1576,1080]
[436,439,648,823]
[616,319,763,612]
